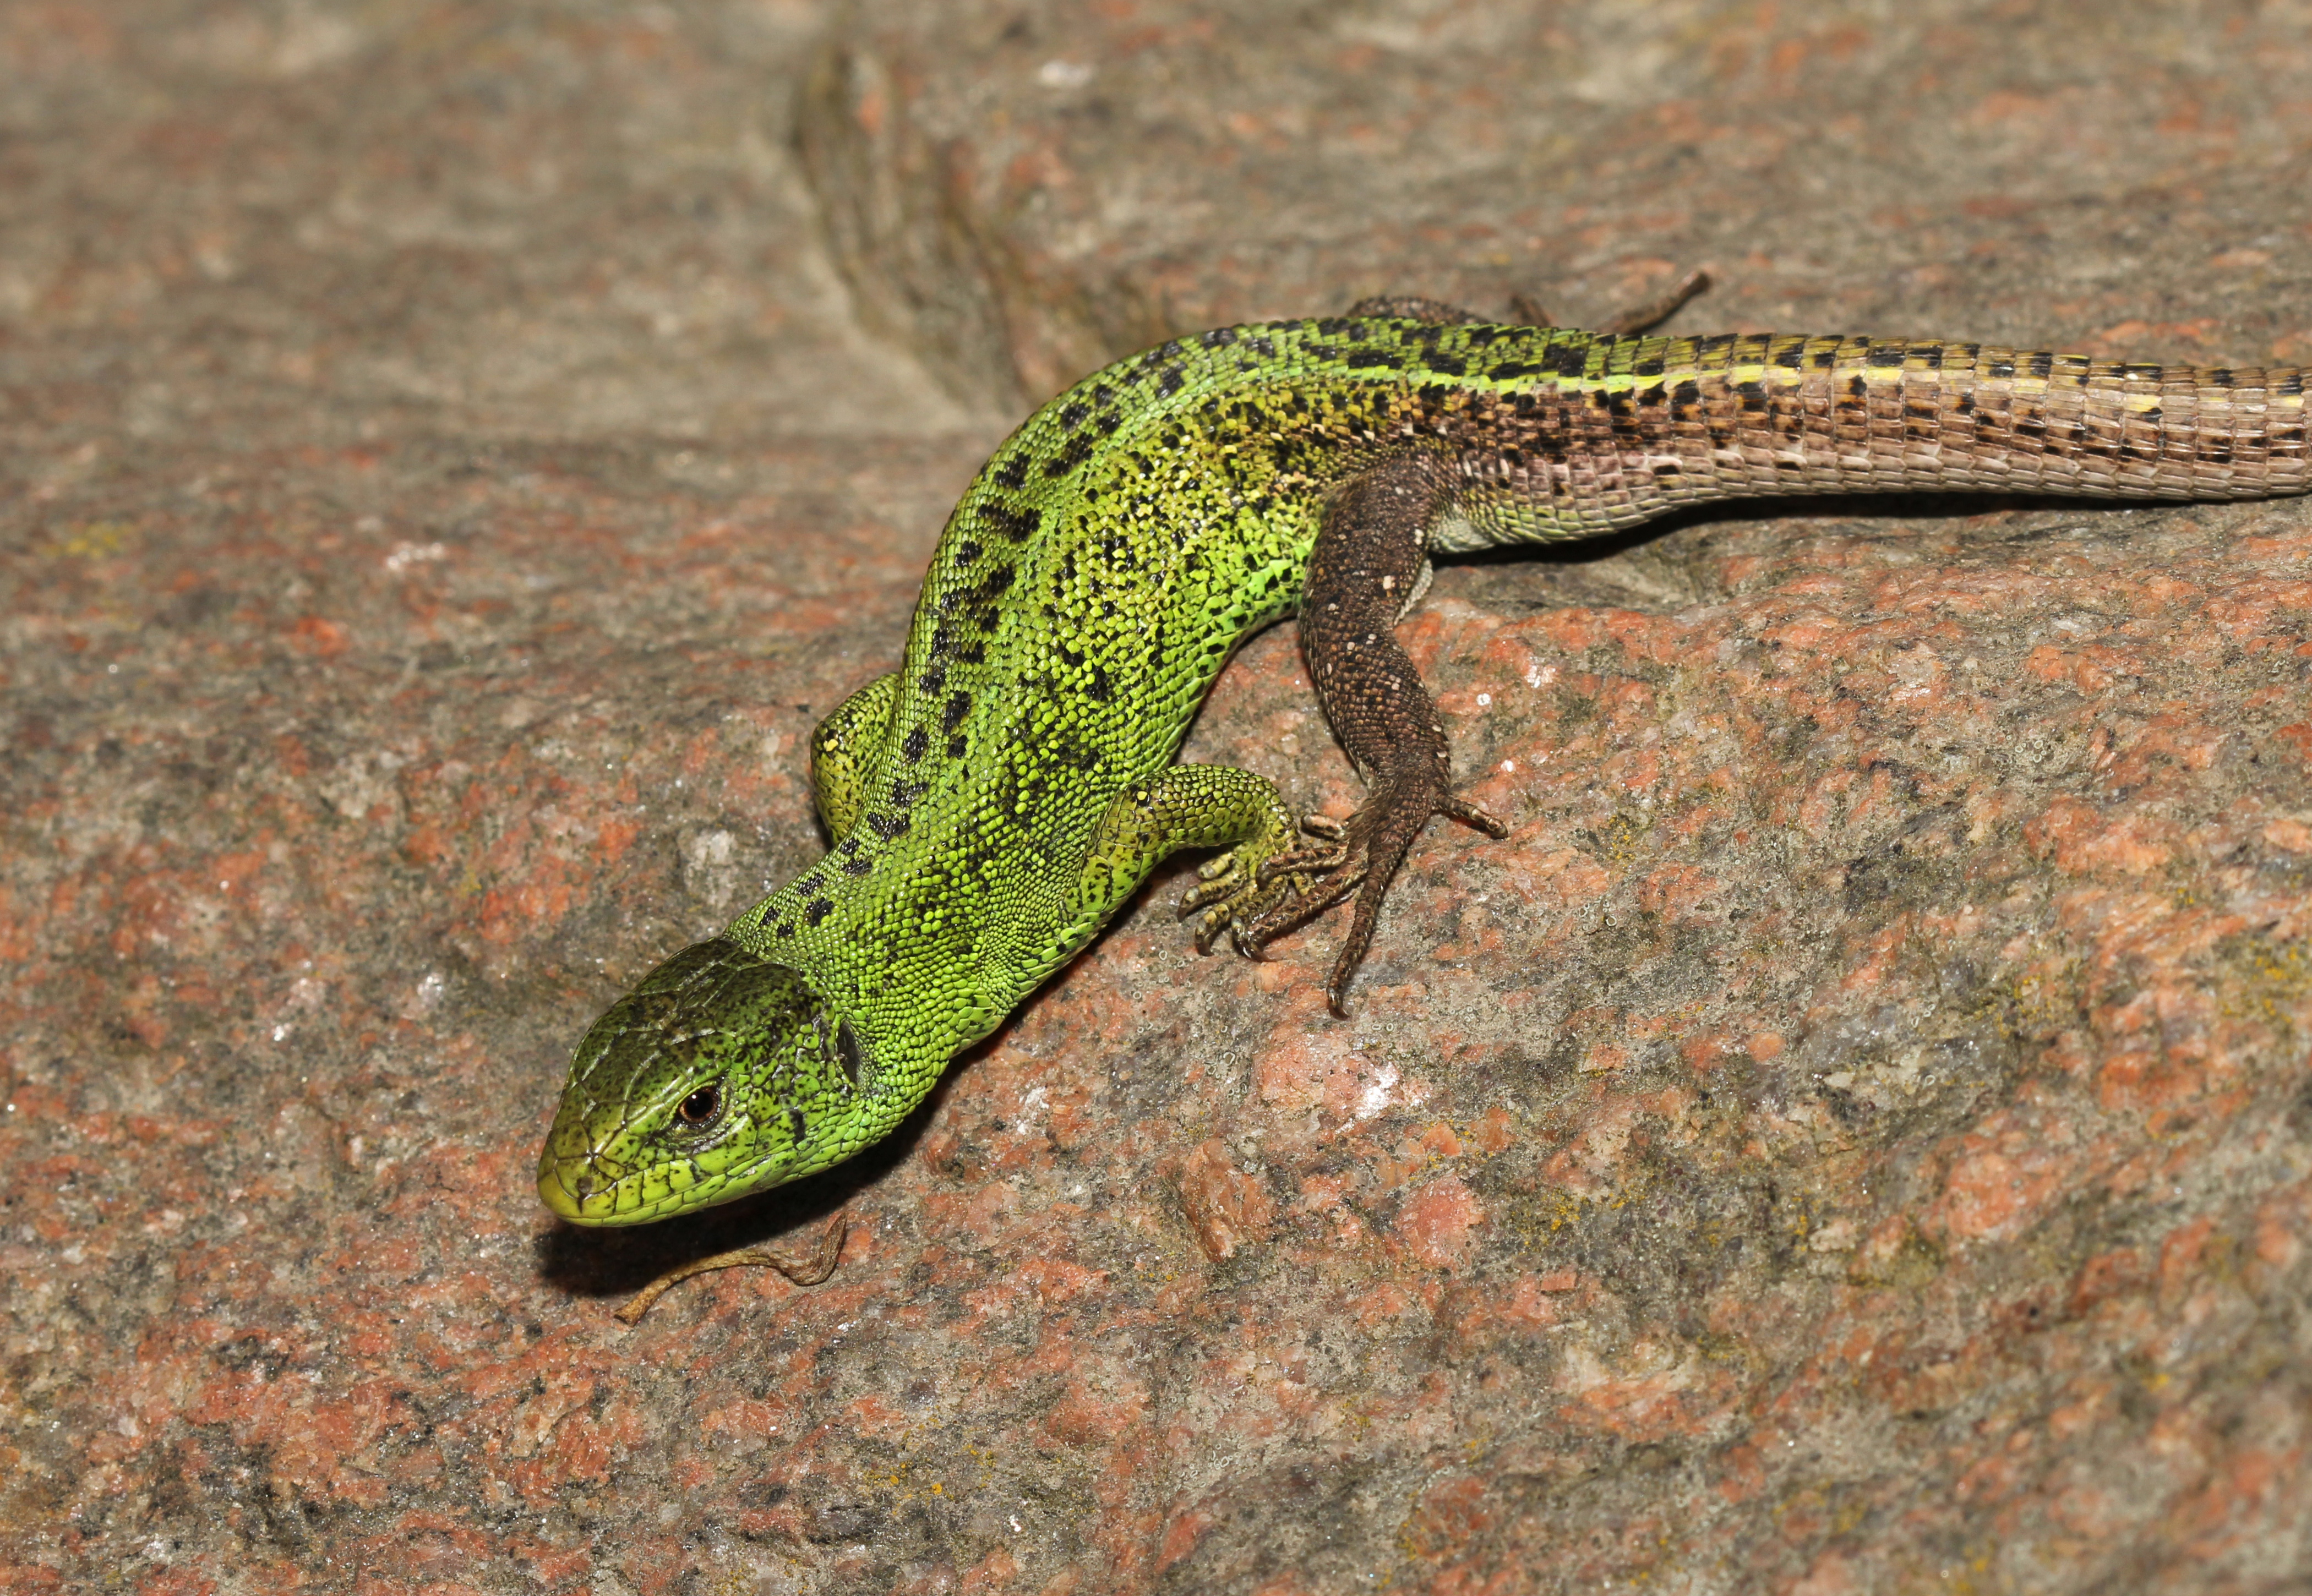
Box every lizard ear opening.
[812,1011,869,1091]
[835,1018,865,1089]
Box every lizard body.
[539,300,2309,1231]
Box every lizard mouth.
[535,1111,783,1226]
[535,1136,778,1226]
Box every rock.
[4,2,2311,1592]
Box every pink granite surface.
[6,2,2312,1593]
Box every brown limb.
[1340,295,1485,325]
[1595,267,1712,334]
[1510,267,1711,331]
[1247,454,1513,1013]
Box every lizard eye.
[675,1081,723,1125]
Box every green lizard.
[538,280,2309,1278]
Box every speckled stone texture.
[800,0,2312,411]
[6,2,2312,1594]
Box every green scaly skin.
[539,307,2309,1228]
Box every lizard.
[537,275,2310,1305]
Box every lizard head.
[536,937,871,1225]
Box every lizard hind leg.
[1242,453,1511,1015]
[1347,268,1710,333]
[1341,295,1487,325]
[1507,267,1711,334]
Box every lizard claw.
[1189,901,1236,955]
[1176,811,1350,954]
[1438,794,1510,838]
[1179,861,1253,916]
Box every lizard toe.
[1440,793,1511,838]
[1259,840,1351,879]
[1238,865,1368,952]
[1178,870,1245,916]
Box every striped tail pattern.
[1452,334,2310,545]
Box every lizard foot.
[1177,813,1346,954]
[1238,768,1508,1015]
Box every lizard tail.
[1463,336,2310,544]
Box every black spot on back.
[980,502,1041,542]
[1043,433,1095,478]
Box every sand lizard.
[537,280,2309,1294]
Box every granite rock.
[5,2,2312,1593]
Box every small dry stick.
[613,1211,849,1325]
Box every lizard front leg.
[809,671,897,841]
[1023,763,1332,972]
[1239,452,1509,1014]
